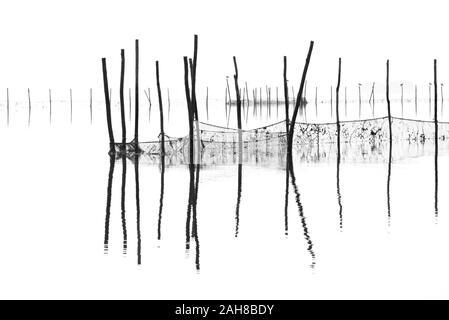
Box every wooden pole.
[206,86,209,121]
[315,86,318,117]
[415,85,418,116]
[167,88,171,122]
[336,58,342,164]
[358,84,361,119]
[102,58,115,152]
[134,39,139,144]
[49,89,52,125]
[184,57,194,164]
[129,88,132,122]
[120,49,127,147]
[276,87,279,118]
[400,83,404,117]
[287,41,314,158]
[90,88,93,124]
[434,59,439,218]
[336,58,342,229]
[330,85,333,118]
[441,84,444,117]
[344,86,347,117]
[233,56,243,156]
[156,61,165,155]
[70,88,73,124]
[386,60,392,160]
[6,88,9,127]
[27,88,31,127]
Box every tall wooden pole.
[156,61,165,155]
[134,39,139,144]
[120,49,127,146]
[102,58,115,152]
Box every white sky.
[0,0,448,100]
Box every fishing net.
[113,116,449,162]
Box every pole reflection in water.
[157,155,165,241]
[288,159,316,269]
[103,154,115,253]
[120,154,128,254]
[284,159,289,237]
[134,155,142,265]
[336,146,343,230]
[192,163,201,271]
[387,138,392,227]
[234,163,243,237]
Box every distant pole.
[156,61,165,155]
[134,39,139,144]
[224,87,228,119]
[49,89,52,125]
[90,88,93,124]
[358,83,362,119]
[129,88,132,122]
[330,85,333,118]
[441,83,444,117]
[27,88,31,127]
[120,49,127,146]
[429,82,432,118]
[415,85,418,116]
[144,88,152,123]
[245,82,249,106]
[102,58,115,152]
[6,88,9,127]
[344,86,347,117]
[166,88,171,123]
[315,86,318,117]
[226,77,231,126]
[206,86,209,121]
[70,88,73,124]
[400,83,404,117]
[276,87,279,118]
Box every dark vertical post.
[156,61,165,155]
[434,60,439,218]
[336,58,343,229]
[102,58,115,152]
[120,49,127,147]
[233,56,242,154]
[287,41,314,159]
[184,57,194,164]
[134,39,139,144]
[386,60,392,225]
[336,58,342,158]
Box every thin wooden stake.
[120,49,127,146]
[156,61,165,155]
[134,39,139,144]
[102,58,115,152]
